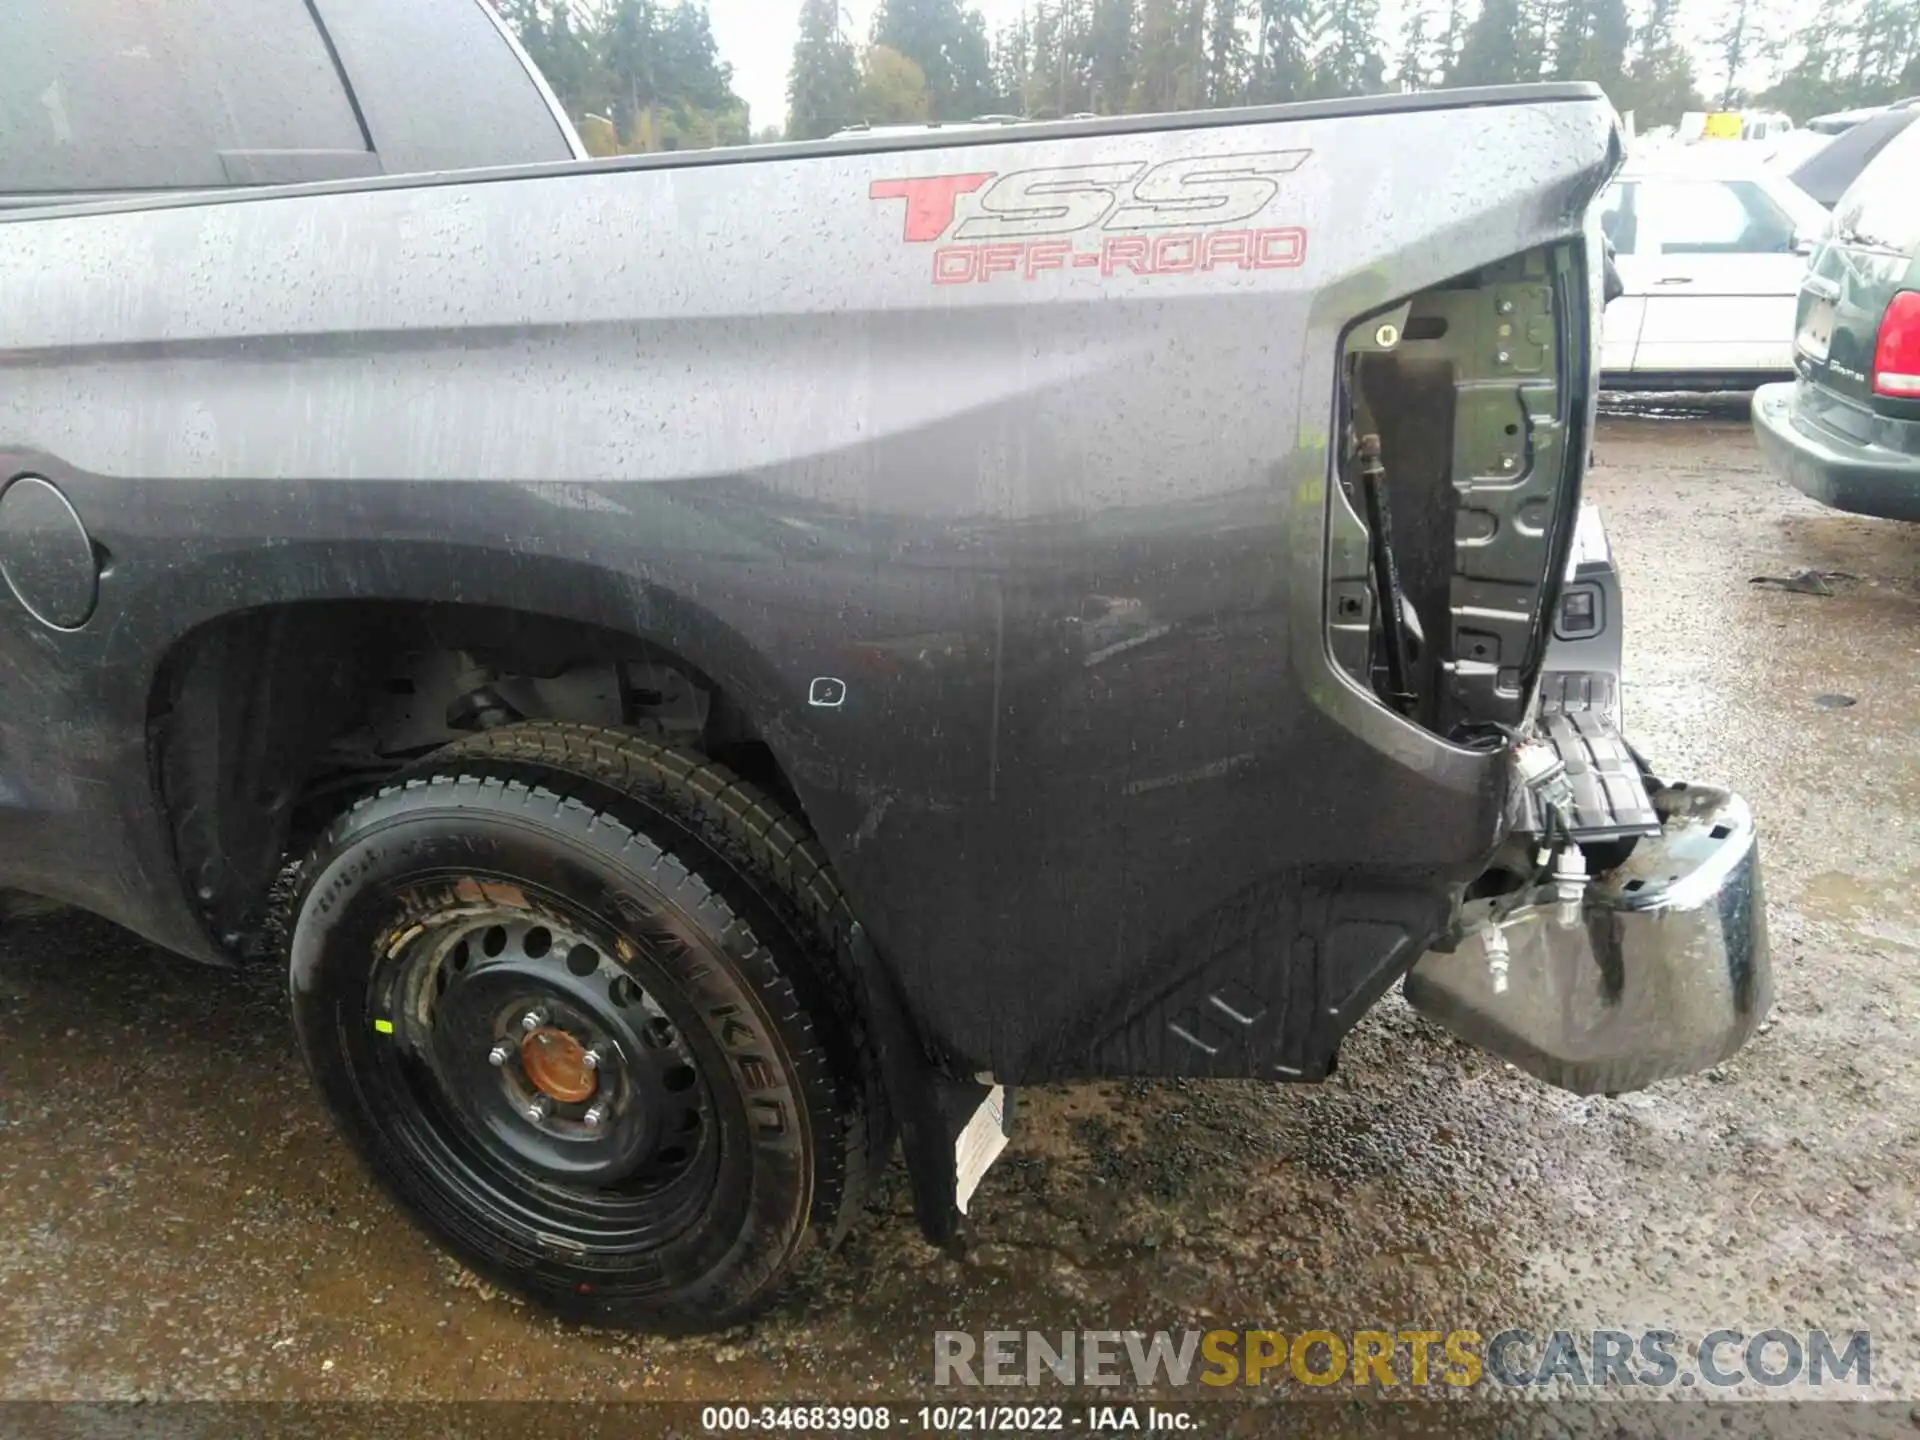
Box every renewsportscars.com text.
[934,1328,1873,1390]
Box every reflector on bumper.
[1404,784,1770,1095]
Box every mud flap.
[851,923,1012,1245]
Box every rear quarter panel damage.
[0,93,1620,1079]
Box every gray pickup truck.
[0,5,1767,1333]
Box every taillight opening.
[1872,290,1920,397]
[1326,243,1584,743]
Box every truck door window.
[1637,178,1797,255]
[0,0,368,193]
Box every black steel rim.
[358,881,728,1258]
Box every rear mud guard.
[851,923,1009,1247]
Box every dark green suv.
[1753,122,1920,521]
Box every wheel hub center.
[520,1026,599,1104]
[412,910,711,1187]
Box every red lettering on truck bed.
[871,152,1312,284]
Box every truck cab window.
[0,0,368,194]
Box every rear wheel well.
[148,601,804,955]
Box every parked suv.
[1753,121,1920,520]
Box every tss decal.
[870,150,1312,285]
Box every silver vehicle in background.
[1599,145,1830,389]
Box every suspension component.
[1357,432,1418,716]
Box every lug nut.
[487,1041,514,1067]
[524,1095,552,1122]
[583,1101,609,1128]
[519,1008,549,1033]
[582,1047,605,1073]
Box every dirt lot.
[1,413,1915,1424]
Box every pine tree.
[600,0,666,146]
[1760,10,1863,118]
[952,7,996,115]
[642,2,740,148]
[1186,0,1212,108]
[1710,0,1753,106]
[1450,0,1523,84]
[1251,0,1313,102]
[1435,0,1468,84]
[1614,0,1701,127]
[1314,0,1385,97]
[788,0,861,139]
[1207,0,1252,107]
[1088,0,1138,113]
[872,0,998,120]
[1026,0,1066,114]
[1848,0,1920,99]
[989,13,1031,112]
[657,1,734,110]
[1053,0,1100,116]
[1549,0,1590,81]
[1514,0,1551,81]
[532,0,745,153]
[1132,0,1206,111]
[1583,0,1631,88]
[1030,0,1102,117]
[500,0,605,121]
[1396,0,1434,90]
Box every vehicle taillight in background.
[1871,290,1920,397]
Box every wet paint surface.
[0,415,1915,1415]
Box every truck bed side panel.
[0,94,1617,1079]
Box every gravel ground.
[0,413,1915,1431]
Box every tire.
[287,722,880,1331]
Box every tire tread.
[283,722,884,1329]
[409,723,881,1248]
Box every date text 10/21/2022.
[868,152,1314,286]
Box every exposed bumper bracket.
[1404,782,1770,1095]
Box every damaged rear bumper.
[1404,783,1770,1095]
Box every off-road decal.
[869,150,1312,285]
